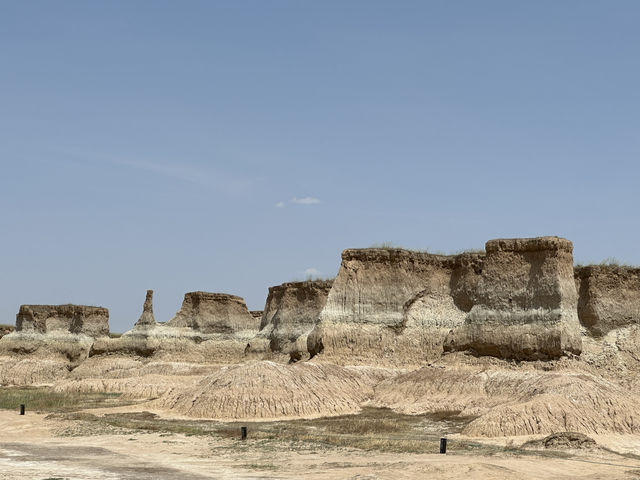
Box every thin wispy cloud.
[274,196,321,208]
[303,267,321,276]
[291,196,320,205]
[62,150,254,195]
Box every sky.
[1,1,639,332]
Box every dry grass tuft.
[0,387,127,412]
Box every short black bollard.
[241,426,247,440]
[19,404,25,416]
[439,437,447,454]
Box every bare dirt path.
[1,411,639,479]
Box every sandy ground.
[1,411,640,479]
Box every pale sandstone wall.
[445,236,582,360]
[307,248,483,365]
[575,265,640,336]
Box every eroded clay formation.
[1,235,639,366]
[135,290,156,327]
[307,248,482,365]
[91,291,261,363]
[249,280,333,361]
[444,237,582,360]
[16,304,109,337]
[575,265,640,336]
[2,235,640,435]
[167,291,259,334]
[0,304,110,364]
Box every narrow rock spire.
[136,290,155,326]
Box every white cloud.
[275,201,285,208]
[303,268,321,276]
[291,196,320,205]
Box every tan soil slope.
[576,265,640,336]
[0,356,70,386]
[370,360,640,437]
[53,374,201,400]
[248,280,333,360]
[445,237,582,360]
[307,248,483,366]
[154,361,394,420]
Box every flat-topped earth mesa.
[307,247,484,365]
[16,304,109,337]
[444,236,582,360]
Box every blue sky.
[1,1,639,332]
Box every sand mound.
[68,356,219,380]
[0,356,70,386]
[371,365,640,437]
[69,356,145,379]
[54,374,200,400]
[154,361,394,420]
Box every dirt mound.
[537,432,597,449]
[69,356,219,379]
[154,361,394,420]
[0,356,70,386]
[54,374,200,400]
[524,431,598,451]
[68,356,146,379]
[371,364,640,437]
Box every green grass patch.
[368,243,483,256]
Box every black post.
[19,404,25,416]
[241,426,247,440]
[440,437,447,454]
